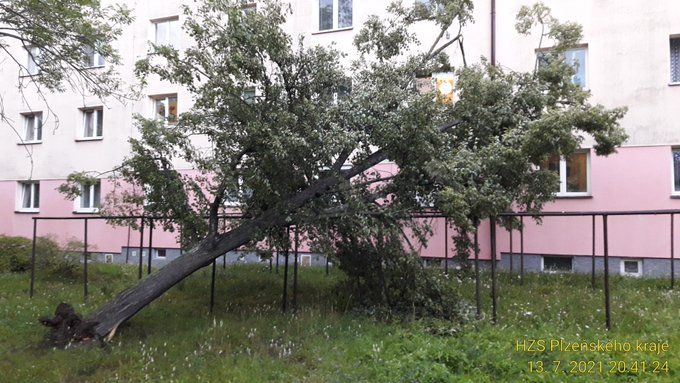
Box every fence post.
[444,218,449,274]
[147,219,154,275]
[29,218,38,298]
[671,214,675,289]
[125,225,131,264]
[509,225,513,273]
[210,259,216,314]
[474,221,481,320]
[293,226,300,312]
[490,217,498,324]
[520,216,524,286]
[603,214,611,330]
[591,215,596,289]
[282,226,290,313]
[83,218,89,302]
[138,218,145,280]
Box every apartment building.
[1,0,680,277]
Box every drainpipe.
[491,0,496,66]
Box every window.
[153,18,179,48]
[82,46,105,68]
[77,181,101,211]
[620,259,642,277]
[537,47,587,88]
[301,254,312,267]
[541,151,590,197]
[542,256,572,273]
[673,149,680,194]
[18,182,40,211]
[671,37,680,83]
[22,112,43,142]
[319,0,352,31]
[243,87,257,104]
[26,47,40,75]
[81,108,103,138]
[154,249,167,258]
[152,94,178,124]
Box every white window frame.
[82,46,105,68]
[152,17,180,48]
[316,0,353,32]
[620,259,642,277]
[17,181,40,213]
[301,254,312,267]
[21,112,43,143]
[564,47,588,89]
[540,256,573,273]
[671,148,680,196]
[79,107,104,140]
[154,249,167,258]
[74,181,101,213]
[151,94,178,124]
[26,46,40,75]
[544,151,591,198]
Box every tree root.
[39,303,99,347]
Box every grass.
[0,263,678,382]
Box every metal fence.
[26,209,679,329]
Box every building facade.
[1,0,680,277]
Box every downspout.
[491,0,496,66]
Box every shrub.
[0,235,32,272]
[0,235,81,278]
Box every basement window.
[620,259,642,277]
[542,256,573,273]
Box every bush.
[0,235,32,272]
[0,235,81,278]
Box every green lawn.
[0,263,677,382]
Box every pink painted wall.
[1,146,679,259]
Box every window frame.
[672,147,680,196]
[79,107,104,140]
[82,46,105,68]
[20,112,43,144]
[316,0,353,33]
[74,181,101,213]
[670,35,680,85]
[16,181,40,213]
[535,44,588,89]
[151,16,180,49]
[543,150,591,198]
[154,249,167,258]
[151,94,179,125]
[620,259,642,277]
[25,46,40,76]
[541,256,573,273]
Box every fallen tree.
[46,0,627,342]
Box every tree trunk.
[42,121,460,342]
[48,149,391,340]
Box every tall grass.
[0,264,677,382]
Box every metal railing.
[26,209,679,329]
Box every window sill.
[671,194,680,199]
[73,208,100,214]
[554,194,592,199]
[84,65,106,70]
[312,26,353,35]
[668,82,680,87]
[75,137,104,142]
[15,209,39,214]
[18,140,42,145]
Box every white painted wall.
[1,0,679,182]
